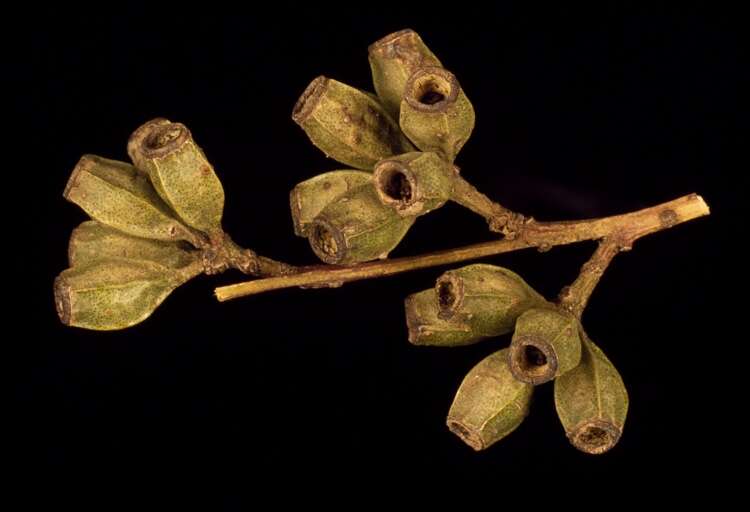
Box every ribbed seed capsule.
[373,152,454,217]
[292,76,414,170]
[68,221,198,269]
[63,155,200,245]
[554,333,629,454]
[129,119,225,234]
[399,67,475,162]
[289,170,372,236]
[404,289,483,347]
[447,349,533,451]
[435,264,546,337]
[509,307,582,385]
[368,29,442,119]
[307,184,415,265]
[54,258,201,331]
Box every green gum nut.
[373,151,454,217]
[447,348,533,451]
[289,170,372,237]
[554,333,628,455]
[404,289,485,347]
[69,220,198,269]
[129,119,225,235]
[307,184,415,265]
[292,76,414,170]
[64,154,200,245]
[54,258,200,331]
[508,307,582,385]
[399,67,475,163]
[368,29,442,120]
[435,264,546,338]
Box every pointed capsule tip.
[568,419,622,455]
[292,76,329,125]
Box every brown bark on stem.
[214,193,709,302]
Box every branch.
[214,193,709,302]
[557,239,622,319]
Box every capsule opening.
[571,421,620,454]
[415,77,451,106]
[509,338,556,384]
[524,345,547,367]
[447,419,483,451]
[437,280,456,309]
[380,168,412,202]
[312,223,339,259]
[145,124,184,150]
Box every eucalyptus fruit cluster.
[406,263,628,454]
[291,29,517,265]
[55,119,283,330]
[55,28,708,457]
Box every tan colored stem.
[557,240,622,319]
[201,231,298,277]
[215,193,709,302]
[450,174,524,237]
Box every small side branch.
[557,239,622,319]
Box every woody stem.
[214,193,709,302]
[557,239,623,319]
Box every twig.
[557,239,623,319]
[215,193,709,302]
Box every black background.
[19,5,739,498]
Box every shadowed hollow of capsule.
[380,168,413,202]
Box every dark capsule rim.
[139,122,192,159]
[373,158,420,210]
[403,66,459,113]
[308,216,347,265]
[508,334,559,385]
[292,75,329,125]
[568,419,623,455]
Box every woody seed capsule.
[368,29,442,119]
[129,119,225,235]
[447,348,533,451]
[404,289,484,347]
[54,258,200,331]
[63,155,200,245]
[68,220,198,269]
[289,170,372,236]
[292,76,414,170]
[435,264,546,337]
[373,151,454,217]
[307,184,415,265]
[509,307,582,385]
[399,67,475,162]
[554,333,628,454]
